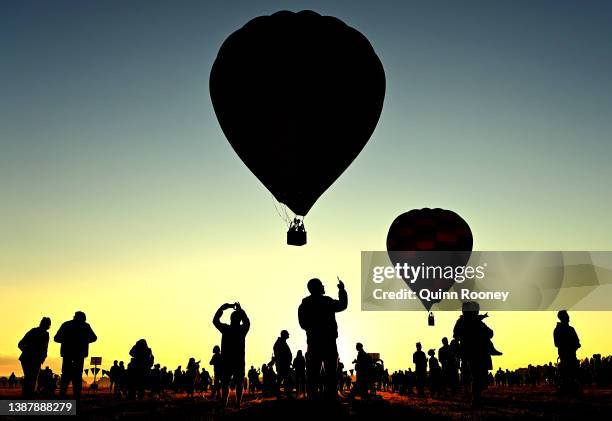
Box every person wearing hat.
[453,301,495,407]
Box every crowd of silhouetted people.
[8,278,607,408]
[491,354,612,389]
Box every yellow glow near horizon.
[2,243,612,377]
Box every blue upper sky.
[2,0,612,254]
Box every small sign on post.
[89,357,102,391]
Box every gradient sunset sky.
[2,0,612,376]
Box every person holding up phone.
[298,277,348,400]
[213,302,250,407]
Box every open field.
[1,386,611,420]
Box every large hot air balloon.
[210,10,385,245]
[386,208,473,319]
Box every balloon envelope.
[210,10,385,216]
[386,208,473,310]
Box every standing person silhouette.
[448,338,461,394]
[413,342,427,398]
[554,310,581,397]
[247,366,258,394]
[438,337,454,395]
[109,360,119,393]
[54,311,97,399]
[116,361,126,395]
[184,358,200,397]
[351,342,373,401]
[127,339,154,399]
[8,372,17,389]
[209,345,223,399]
[453,301,494,407]
[173,365,182,392]
[213,302,250,407]
[18,317,51,398]
[293,350,306,397]
[428,349,443,397]
[273,330,293,398]
[298,277,348,400]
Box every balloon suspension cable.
[283,205,292,226]
[271,195,291,227]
